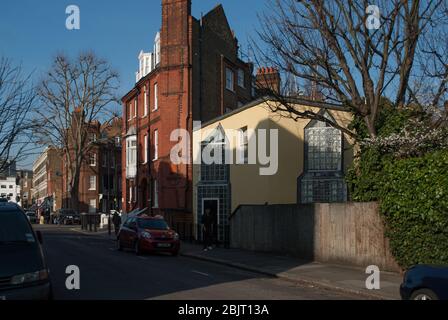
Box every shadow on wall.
[230,202,401,272]
[230,204,315,262]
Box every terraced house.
[121,0,255,228]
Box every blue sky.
[0,0,268,169]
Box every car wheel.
[134,240,142,256]
[117,238,123,251]
[410,289,438,300]
[171,250,179,257]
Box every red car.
[117,215,180,256]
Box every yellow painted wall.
[193,100,355,221]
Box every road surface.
[35,225,360,300]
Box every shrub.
[347,104,448,268]
[378,150,448,267]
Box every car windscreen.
[0,211,36,244]
[137,219,169,230]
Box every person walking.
[112,211,121,237]
[202,208,214,251]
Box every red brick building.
[121,0,254,224]
[62,116,122,214]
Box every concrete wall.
[230,202,400,272]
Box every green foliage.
[379,151,448,267]
[348,97,419,140]
[346,147,387,202]
[347,102,448,268]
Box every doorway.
[202,199,219,242]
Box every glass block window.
[300,111,347,203]
[301,178,347,203]
[200,143,228,182]
[197,185,231,242]
[200,126,229,182]
[306,127,341,171]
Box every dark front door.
[203,199,218,242]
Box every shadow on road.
[35,225,269,300]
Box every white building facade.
[32,148,49,208]
[0,176,21,205]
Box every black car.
[55,209,80,225]
[400,264,448,300]
[0,202,52,300]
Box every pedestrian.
[202,208,214,251]
[112,211,121,237]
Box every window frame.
[153,129,159,161]
[89,175,97,191]
[237,69,245,88]
[143,86,148,116]
[153,83,158,111]
[226,68,234,92]
[143,134,148,164]
[89,153,97,167]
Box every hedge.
[348,149,448,268]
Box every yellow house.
[193,97,355,242]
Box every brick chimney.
[161,0,191,69]
[255,67,281,95]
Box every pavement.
[36,225,362,300]
[180,243,403,300]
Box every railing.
[171,221,195,243]
[80,213,101,232]
[169,221,230,248]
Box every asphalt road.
[35,225,360,300]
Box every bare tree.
[410,8,448,126]
[0,57,37,173]
[254,0,446,138]
[34,52,119,210]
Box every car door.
[119,218,131,248]
[127,218,138,246]
[121,217,136,248]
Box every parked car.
[400,264,448,300]
[54,209,80,225]
[117,215,180,256]
[0,202,52,300]
[25,211,38,224]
